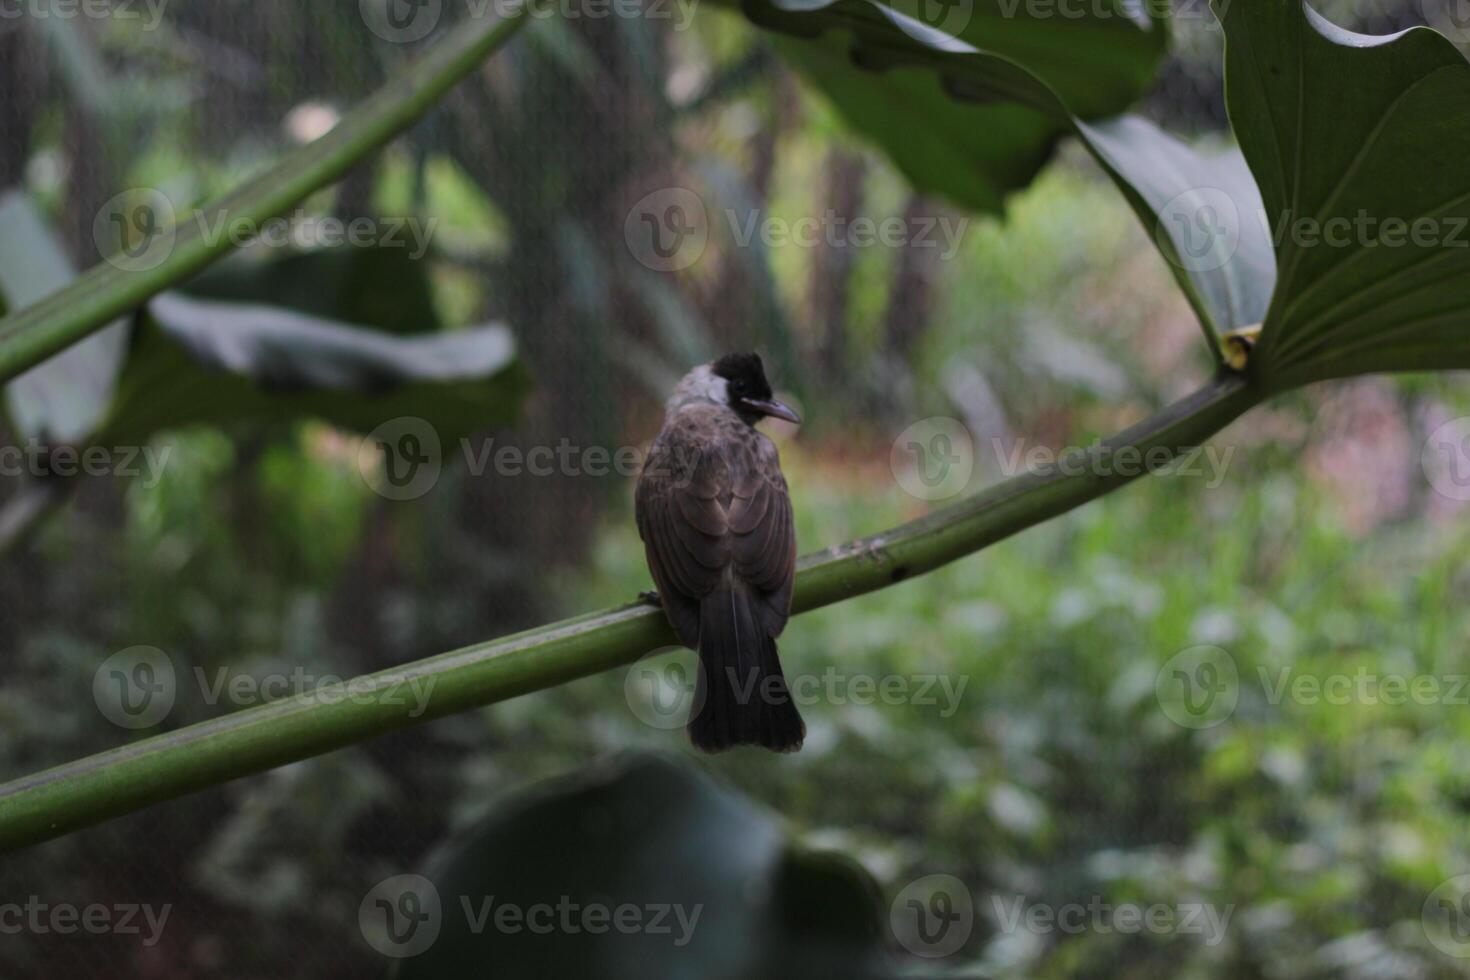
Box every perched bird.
[636,353,804,752]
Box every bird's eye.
[731,380,747,394]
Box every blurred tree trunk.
[0,29,38,189]
[706,67,791,353]
[435,17,673,635]
[808,148,866,392]
[877,194,942,418]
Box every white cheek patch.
[668,364,729,413]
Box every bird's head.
[709,352,800,427]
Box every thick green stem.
[0,373,1260,853]
[0,4,533,384]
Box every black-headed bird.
[636,353,804,752]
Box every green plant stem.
[0,4,534,385]
[0,373,1260,853]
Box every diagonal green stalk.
[0,372,1260,853]
[0,3,534,385]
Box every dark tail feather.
[689,585,805,753]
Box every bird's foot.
[638,590,662,607]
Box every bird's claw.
[639,590,662,607]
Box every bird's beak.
[742,398,801,425]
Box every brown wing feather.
[636,407,797,644]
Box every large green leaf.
[182,245,441,336]
[392,753,887,978]
[0,192,128,443]
[94,292,524,447]
[1077,118,1275,340]
[1217,2,1470,387]
[719,0,1166,213]
[727,0,1270,356]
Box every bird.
[635,353,805,753]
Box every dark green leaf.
[393,753,888,979]
[728,0,1260,356]
[1078,117,1275,338]
[717,0,1165,214]
[94,292,523,446]
[182,245,441,336]
[1218,2,1470,386]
